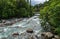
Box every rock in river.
[26,28,34,33]
[4,21,13,25]
[12,32,19,37]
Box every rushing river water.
[0,14,43,39]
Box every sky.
[31,0,49,6]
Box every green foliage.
[0,0,34,19]
[55,27,60,35]
[40,0,60,35]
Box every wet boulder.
[12,32,19,37]
[26,28,34,33]
[4,21,12,25]
[54,35,60,39]
[11,21,16,24]
[45,32,54,38]
[41,32,54,39]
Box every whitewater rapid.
[0,14,43,39]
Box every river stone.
[54,35,60,39]
[11,21,15,24]
[12,32,19,37]
[26,28,33,33]
[52,38,56,39]
[4,21,12,25]
[41,32,54,39]
[46,32,54,38]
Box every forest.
[39,0,60,35]
[0,0,34,19]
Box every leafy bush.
[0,0,34,19]
[40,0,60,35]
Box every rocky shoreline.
[9,28,60,39]
[26,29,60,39]
[40,20,60,39]
[41,32,60,39]
[0,18,27,27]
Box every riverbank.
[0,14,43,39]
[41,32,60,39]
[0,18,29,27]
[40,20,60,39]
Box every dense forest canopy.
[40,0,60,35]
[0,0,34,19]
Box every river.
[0,14,43,39]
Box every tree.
[40,0,60,35]
[0,0,34,19]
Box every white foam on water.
[0,14,43,39]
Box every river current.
[0,14,43,39]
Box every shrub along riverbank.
[40,0,60,35]
[0,0,34,19]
